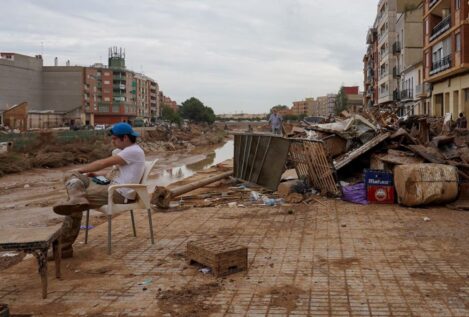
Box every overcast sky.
[1,0,377,114]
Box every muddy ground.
[0,124,227,177]
[1,124,469,316]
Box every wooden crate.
[187,238,248,277]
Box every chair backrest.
[140,159,159,184]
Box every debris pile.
[234,109,469,208]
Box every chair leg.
[107,215,112,255]
[130,210,137,237]
[147,208,155,244]
[85,209,90,244]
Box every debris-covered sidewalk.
[1,199,468,316]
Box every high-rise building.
[395,1,425,115]
[423,0,469,118]
[377,0,399,106]
[364,22,379,108]
[0,48,161,127]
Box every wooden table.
[0,224,63,299]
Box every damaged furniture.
[0,224,63,299]
[85,159,159,254]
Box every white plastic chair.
[84,159,159,254]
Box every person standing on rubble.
[456,112,467,129]
[268,109,283,135]
[52,122,146,258]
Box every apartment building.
[158,91,178,114]
[377,0,400,106]
[0,48,161,127]
[364,21,379,107]
[326,94,337,115]
[291,100,308,116]
[395,1,426,115]
[423,0,469,118]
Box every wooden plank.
[334,132,391,170]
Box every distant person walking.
[268,109,283,135]
[457,112,467,129]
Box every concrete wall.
[43,66,84,112]
[0,54,43,110]
[401,7,423,71]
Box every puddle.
[147,140,233,186]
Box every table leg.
[33,248,48,299]
[53,238,62,278]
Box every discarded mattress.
[394,163,458,206]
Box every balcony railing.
[429,0,439,9]
[416,83,431,96]
[400,89,413,100]
[393,66,400,78]
[392,42,401,55]
[379,70,388,79]
[430,15,451,42]
[393,90,400,101]
[430,55,452,75]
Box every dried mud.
[156,282,222,317]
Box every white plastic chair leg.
[147,209,155,244]
[107,215,112,255]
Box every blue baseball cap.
[109,122,140,137]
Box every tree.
[270,105,289,113]
[180,97,216,124]
[161,105,181,125]
[335,86,348,114]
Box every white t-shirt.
[113,144,145,200]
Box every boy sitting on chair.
[53,122,145,258]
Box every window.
[456,33,461,52]
[456,0,461,10]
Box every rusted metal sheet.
[334,132,391,170]
[233,133,290,190]
[289,139,341,196]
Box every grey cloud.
[1,0,377,113]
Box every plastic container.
[367,185,395,204]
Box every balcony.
[429,0,439,9]
[392,42,401,55]
[113,74,126,81]
[393,66,400,78]
[393,90,401,101]
[400,89,413,100]
[416,83,432,97]
[430,55,452,75]
[430,15,451,42]
[113,84,126,90]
